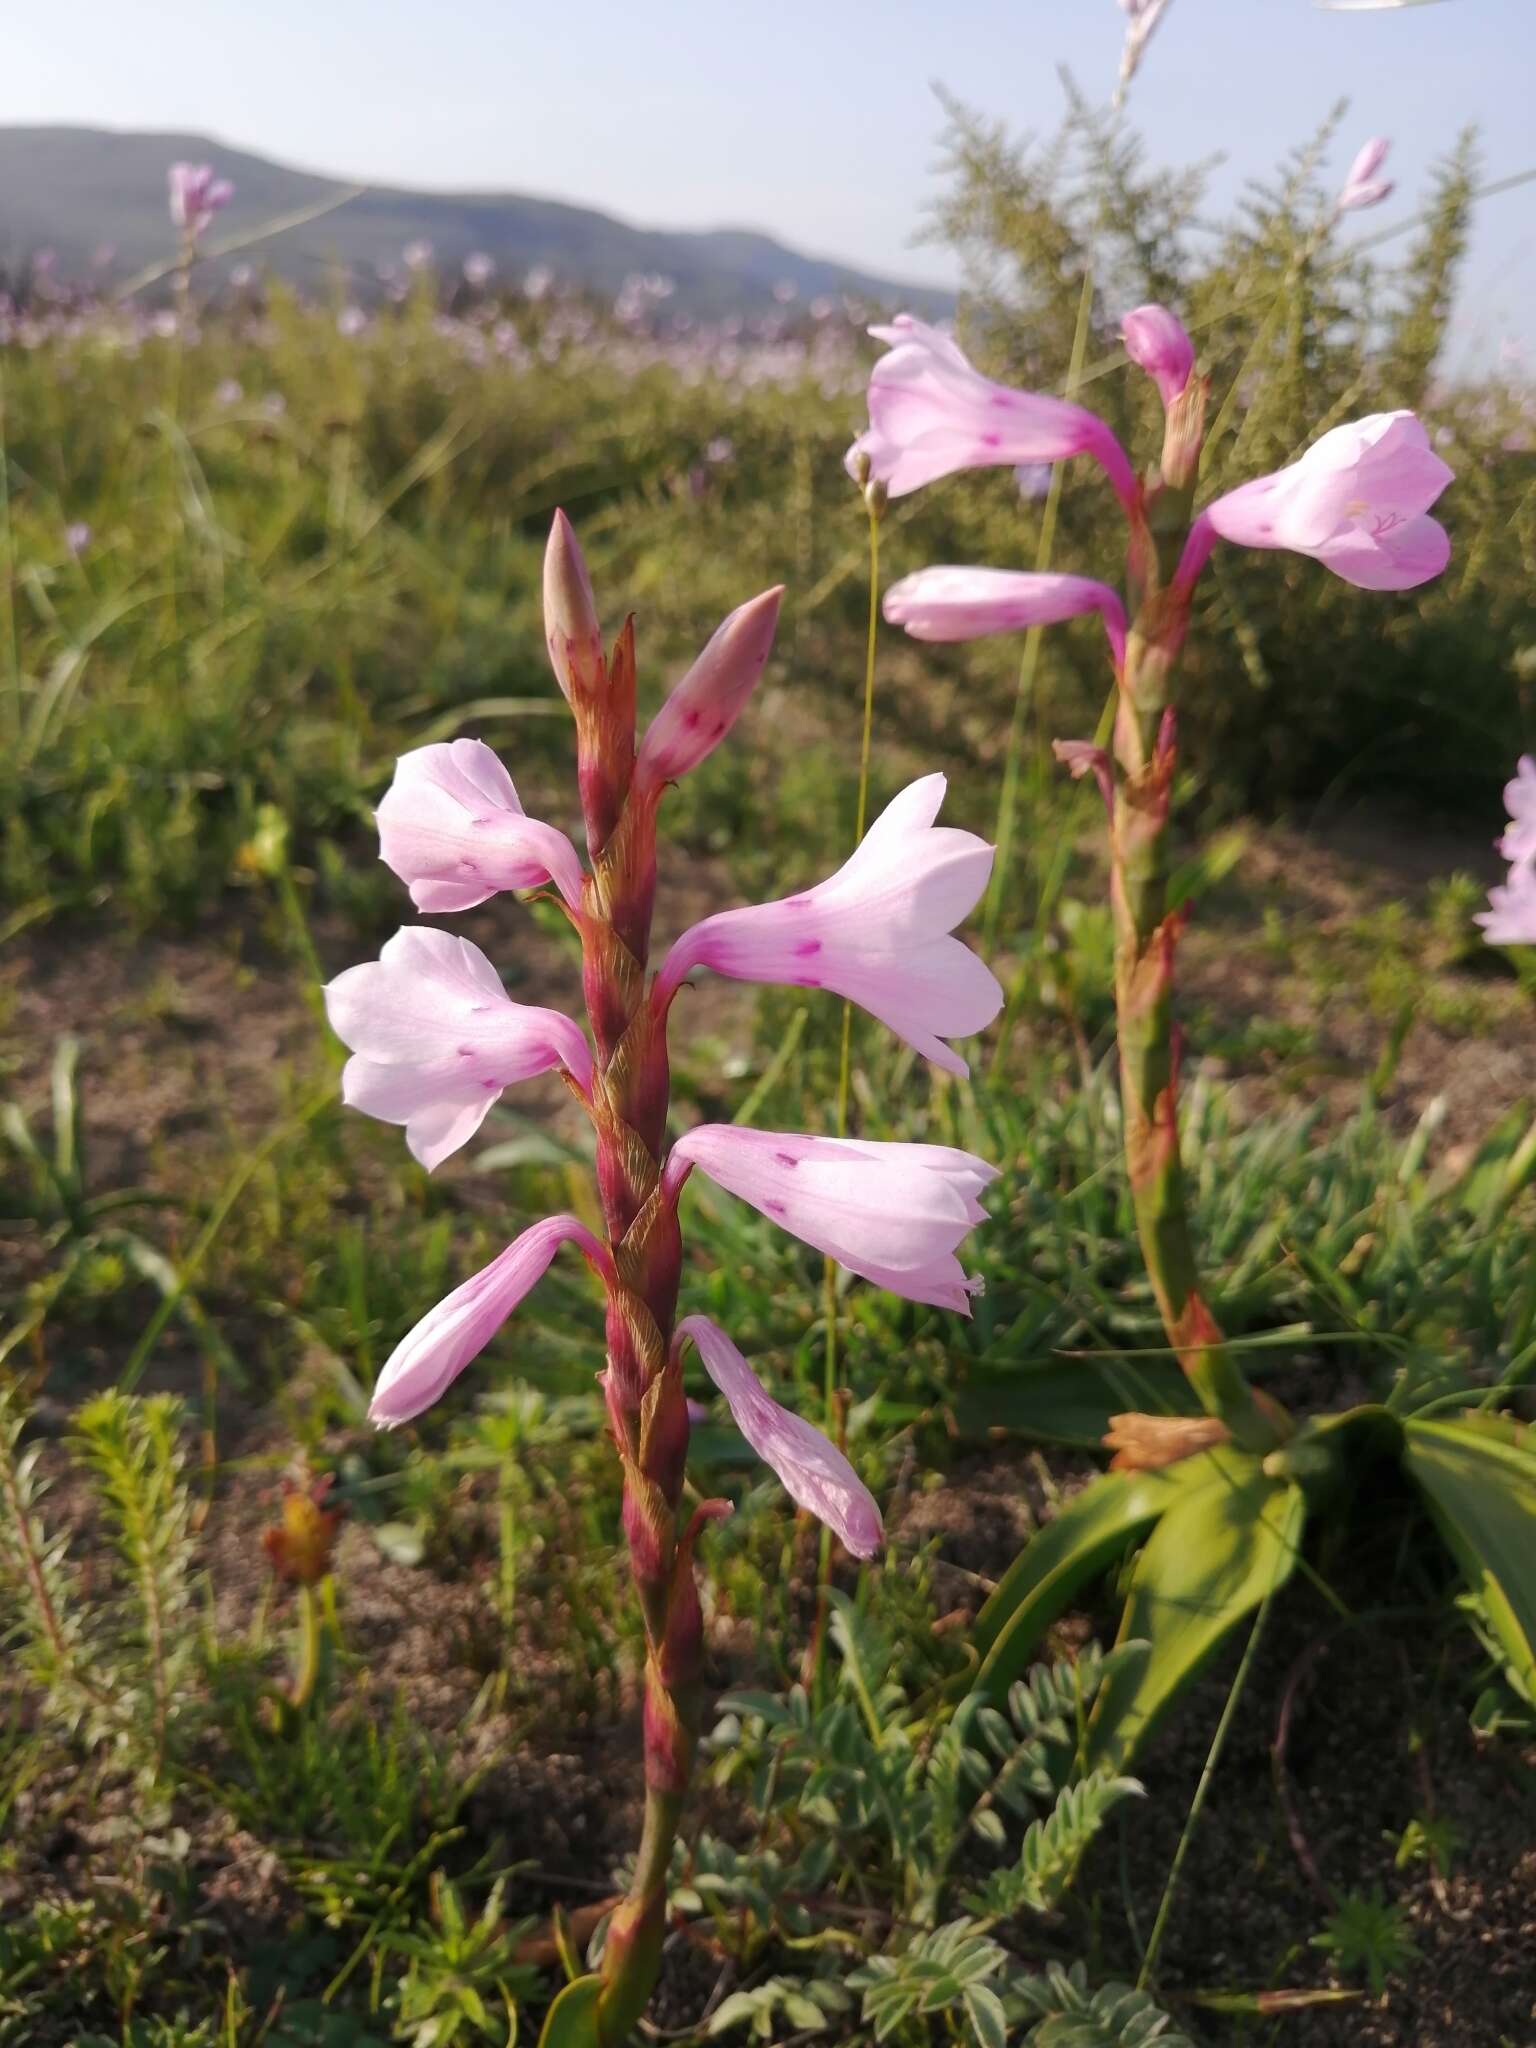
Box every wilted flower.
[262,1472,344,1584]
[167,162,233,243]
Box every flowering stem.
[1111,615,1280,1451]
[802,504,881,1698]
[983,265,1097,960]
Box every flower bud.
[863,477,888,521]
[635,586,783,790]
[542,508,605,704]
[1121,304,1195,410]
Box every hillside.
[0,125,952,315]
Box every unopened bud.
[1121,304,1195,411]
[863,478,888,521]
[847,442,872,489]
[542,508,605,704]
[635,586,783,790]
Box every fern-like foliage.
[69,1391,196,1775]
[1014,1962,1196,2047]
[850,1919,1013,2048]
[967,1772,1144,1919]
[0,1379,105,1738]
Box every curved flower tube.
[883,567,1128,668]
[636,586,784,790]
[376,739,585,914]
[657,775,1002,1077]
[666,1125,995,1312]
[676,1315,883,1558]
[325,927,593,1170]
[369,1214,608,1426]
[846,315,1138,511]
[1180,411,1452,593]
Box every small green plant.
[1310,1886,1419,1998]
[382,1873,538,2047]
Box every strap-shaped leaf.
[1403,1415,1536,1693]
[967,1459,1213,1706]
[1085,1451,1307,1773]
[537,1974,605,2047]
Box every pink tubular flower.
[1121,305,1195,409]
[845,315,1137,510]
[1498,756,1536,867]
[666,1125,995,1312]
[884,567,1127,667]
[1337,137,1395,214]
[1477,863,1536,947]
[376,739,584,914]
[167,163,233,241]
[1181,412,1453,593]
[676,1316,883,1557]
[325,927,592,1170]
[657,776,1001,1076]
[369,1214,607,1426]
[635,586,784,790]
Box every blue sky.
[2,0,1532,356]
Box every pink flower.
[376,740,584,914]
[325,927,592,1170]
[1121,304,1195,408]
[463,252,496,287]
[1498,755,1536,867]
[1181,412,1452,592]
[369,1215,606,1425]
[1337,137,1395,214]
[1477,863,1536,947]
[666,1126,995,1312]
[635,586,784,791]
[845,316,1137,510]
[167,163,233,241]
[676,1315,883,1557]
[884,568,1127,667]
[658,776,1000,1076]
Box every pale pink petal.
[1498,756,1536,867]
[667,1125,994,1312]
[376,739,584,912]
[325,926,591,1169]
[657,775,1001,1075]
[1338,137,1394,213]
[1120,304,1195,408]
[636,586,783,789]
[369,1214,605,1426]
[852,315,1137,508]
[884,566,1126,665]
[677,1315,883,1557]
[1190,412,1453,593]
[1477,866,1536,947]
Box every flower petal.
[677,1315,883,1557]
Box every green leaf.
[950,1358,1198,1449]
[1085,1451,1307,1773]
[966,1463,1200,1705]
[536,1975,605,2048]
[1402,1415,1536,1693]
[964,1982,1009,2048]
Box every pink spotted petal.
[376,740,584,913]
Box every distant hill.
[0,126,952,317]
